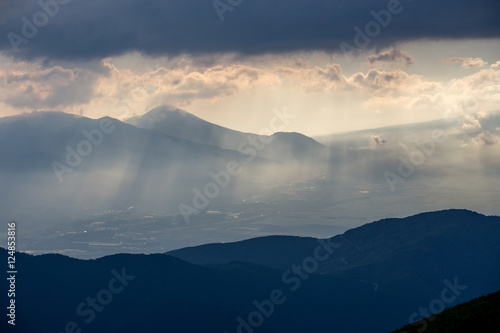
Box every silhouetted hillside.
[0,248,398,333]
[1,210,498,332]
[169,209,500,291]
[390,290,500,333]
[167,235,320,269]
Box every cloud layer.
[1,0,499,60]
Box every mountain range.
[1,107,500,258]
[0,108,325,230]
[126,106,327,162]
[2,209,499,333]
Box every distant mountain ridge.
[168,209,500,292]
[315,110,500,147]
[125,105,327,161]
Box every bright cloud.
[440,57,487,68]
[1,48,500,134]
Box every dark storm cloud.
[1,0,499,61]
[367,49,414,66]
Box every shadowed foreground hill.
[1,209,499,333]
[0,249,399,333]
[169,210,500,289]
[390,290,500,333]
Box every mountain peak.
[127,105,198,124]
[146,105,192,117]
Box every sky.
[0,0,499,136]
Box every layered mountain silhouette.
[2,209,499,333]
[169,209,500,292]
